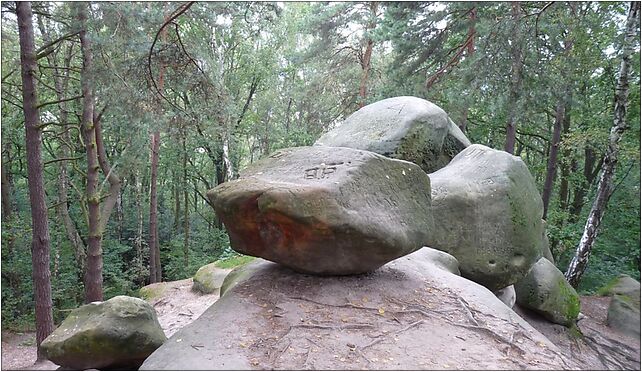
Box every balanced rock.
[315,96,471,173]
[141,248,573,370]
[41,295,167,369]
[603,275,641,337]
[427,144,544,291]
[514,258,580,327]
[192,263,232,294]
[207,146,435,275]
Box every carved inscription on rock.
[304,162,344,180]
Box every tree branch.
[36,94,83,110]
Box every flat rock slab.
[140,248,577,370]
[315,96,471,173]
[428,144,544,291]
[207,146,434,275]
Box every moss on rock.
[192,263,232,294]
[40,296,167,369]
[514,258,580,327]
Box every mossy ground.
[214,255,255,269]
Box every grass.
[214,254,255,269]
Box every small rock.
[40,296,167,369]
[514,258,580,326]
[191,263,231,294]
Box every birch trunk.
[565,1,640,288]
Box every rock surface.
[495,285,516,308]
[427,144,544,291]
[603,275,641,337]
[207,146,435,275]
[41,296,167,369]
[192,263,232,294]
[514,258,580,327]
[315,96,471,173]
[140,248,576,370]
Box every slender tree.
[16,0,54,357]
[504,1,524,154]
[77,2,104,302]
[565,1,640,288]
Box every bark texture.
[565,1,640,288]
[16,0,55,358]
[78,2,103,302]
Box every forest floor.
[1,284,639,370]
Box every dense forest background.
[1,1,640,331]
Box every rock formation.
[315,96,471,173]
[514,258,580,326]
[207,146,434,275]
[141,248,575,370]
[41,296,166,369]
[602,275,641,337]
[427,144,544,291]
[192,263,232,294]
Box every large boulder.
[141,248,575,370]
[192,263,232,294]
[603,275,641,337]
[41,296,167,369]
[427,144,544,291]
[207,146,435,275]
[315,96,471,173]
[514,258,580,327]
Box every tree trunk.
[148,10,170,283]
[148,131,161,283]
[541,102,564,220]
[542,38,573,219]
[504,1,523,154]
[134,173,145,287]
[358,2,378,108]
[569,146,601,222]
[565,1,639,288]
[1,153,12,221]
[557,106,572,213]
[94,110,121,234]
[16,0,54,357]
[77,2,103,303]
[182,130,189,268]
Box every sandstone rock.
[140,282,169,301]
[540,220,554,264]
[315,96,471,173]
[141,249,571,370]
[603,275,641,337]
[421,246,460,275]
[41,296,167,369]
[192,263,232,294]
[427,144,544,291]
[514,258,580,327]
[207,146,435,275]
[495,285,516,308]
